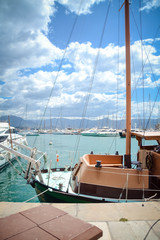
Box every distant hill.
[0,115,159,130]
[0,115,38,129]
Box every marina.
[0,0,160,238]
[0,134,139,203]
[1,0,159,205]
[0,132,159,239]
[0,133,159,203]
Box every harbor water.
[0,134,140,203]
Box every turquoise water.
[0,134,139,203]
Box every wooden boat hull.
[32,151,160,203]
[34,180,106,203]
[33,178,160,203]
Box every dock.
[0,201,160,239]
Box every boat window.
[142,139,158,146]
[5,130,10,133]
[5,129,16,134]
[0,136,8,142]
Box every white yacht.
[81,127,119,137]
[0,122,27,170]
[97,127,119,137]
[81,128,98,136]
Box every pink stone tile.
[21,204,66,225]
[7,227,58,240]
[0,213,36,240]
[0,205,102,240]
[40,214,99,240]
[72,226,103,240]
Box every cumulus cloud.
[1,36,160,118]
[140,0,160,11]
[0,0,159,120]
[56,0,105,15]
[0,0,63,79]
[0,0,106,79]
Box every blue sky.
[0,0,160,124]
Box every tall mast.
[125,0,131,156]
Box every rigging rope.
[143,219,160,240]
[24,188,49,203]
[33,0,84,147]
[145,87,160,130]
[72,0,111,167]
[130,6,160,129]
[131,14,160,94]
[115,0,121,151]
[5,155,23,176]
[139,0,145,130]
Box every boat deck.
[37,171,72,192]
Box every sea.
[0,134,141,203]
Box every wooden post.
[125,0,131,157]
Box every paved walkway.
[0,202,160,239]
[0,204,102,240]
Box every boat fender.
[70,175,78,193]
[56,154,59,162]
[146,153,153,171]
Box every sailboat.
[0,0,159,202]
[0,122,27,170]
[30,0,160,203]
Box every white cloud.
[0,0,62,78]
[62,64,72,69]
[56,0,105,15]
[0,0,55,34]
[0,0,159,120]
[0,0,106,80]
[131,101,160,120]
[1,38,159,119]
[140,0,160,11]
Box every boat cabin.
[70,131,160,200]
[132,131,160,176]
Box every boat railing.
[0,141,46,183]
